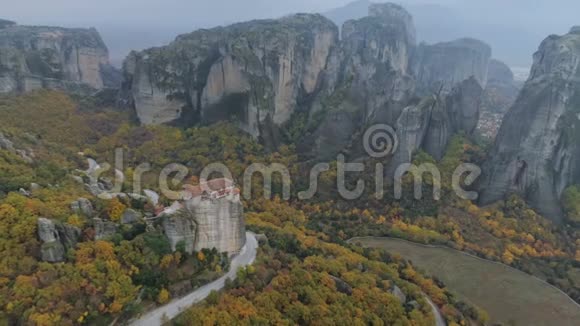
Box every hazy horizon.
[2,0,578,67]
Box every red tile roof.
[182,178,235,198]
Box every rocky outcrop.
[488,59,515,85]
[388,97,435,176]
[390,285,407,303]
[446,76,483,138]
[339,2,416,122]
[38,218,64,262]
[185,196,245,255]
[0,132,35,163]
[303,4,490,161]
[70,198,94,217]
[37,218,80,262]
[0,132,14,151]
[302,3,417,160]
[388,77,482,175]
[412,38,491,95]
[123,14,338,138]
[56,223,82,250]
[121,209,142,224]
[479,29,580,222]
[0,20,119,94]
[162,210,198,253]
[160,180,246,256]
[330,276,353,295]
[93,218,118,240]
[119,3,490,163]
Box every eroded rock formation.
[302,3,417,160]
[93,218,118,240]
[123,14,338,139]
[0,132,14,151]
[185,196,245,254]
[70,198,94,217]
[160,179,246,255]
[488,58,515,85]
[121,209,142,224]
[302,4,490,162]
[388,77,482,175]
[121,2,490,163]
[479,28,580,222]
[0,20,119,94]
[388,97,435,176]
[412,38,491,95]
[37,218,80,262]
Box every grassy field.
[350,237,580,326]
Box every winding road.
[128,233,443,325]
[129,232,258,326]
[347,238,446,325]
[349,236,580,325]
[424,295,446,326]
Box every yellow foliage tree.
[160,255,174,269]
[67,214,84,227]
[502,250,515,264]
[106,198,126,222]
[157,288,171,304]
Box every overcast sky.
[2,0,446,26]
[2,0,578,66]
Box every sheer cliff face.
[303,3,417,160]
[479,28,580,223]
[188,197,245,255]
[162,196,246,255]
[0,23,116,93]
[304,4,488,161]
[340,2,416,118]
[123,14,338,137]
[122,3,490,163]
[387,77,482,175]
[412,38,491,95]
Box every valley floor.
[349,237,580,326]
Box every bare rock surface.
[37,218,80,262]
[388,77,482,175]
[479,29,580,222]
[93,218,118,240]
[302,3,417,160]
[123,14,338,138]
[185,196,245,255]
[0,20,119,94]
[160,182,246,256]
[412,38,491,95]
[120,3,491,164]
[70,198,94,216]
